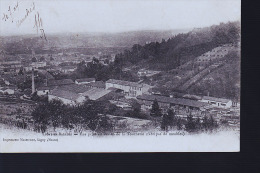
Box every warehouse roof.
[75,78,95,83]
[82,88,111,100]
[202,96,231,103]
[50,88,82,101]
[137,94,208,108]
[56,84,91,94]
[106,79,142,88]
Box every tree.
[40,56,45,62]
[131,100,141,116]
[176,117,182,130]
[202,116,209,131]
[195,117,202,131]
[48,99,65,131]
[18,67,24,75]
[161,114,168,131]
[161,109,176,131]
[185,112,196,132]
[32,57,37,62]
[208,115,218,132]
[31,103,50,133]
[150,99,162,117]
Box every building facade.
[105,79,152,97]
[200,96,232,109]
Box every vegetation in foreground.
[29,98,220,134]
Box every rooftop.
[82,88,112,100]
[56,84,91,94]
[0,86,16,90]
[75,78,95,83]
[50,88,82,101]
[86,81,106,89]
[106,79,142,88]
[202,96,231,103]
[137,94,208,108]
[47,79,74,86]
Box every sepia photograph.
[0,0,240,152]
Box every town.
[0,38,240,133]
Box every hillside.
[0,29,189,55]
[187,49,240,101]
[114,21,240,71]
[146,43,240,100]
[110,21,240,100]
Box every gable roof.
[47,79,74,86]
[38,85,57,91]
[56,84,91,94]
[137,94,208,108]
[75,78,95,83]
[82,88,111,100]
[86,81,106,88]
[50,88,82,101]
[106,79,143,88]
[202,96,230,103]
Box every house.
[24,66,33,71]
[200,96,232,109]
[60,66,76,74]
[37,86,56,96]
[0,57,22,73]
[75,78,95,85]
[137,69,147,77]
[0,86,16,95]
[1,74,25,85]
[0,79,5,86]
[31,62,47,69]
[86,81,106,89]
[105,79,152,97]
[47,79,74,87]
[109,98,133,109]
[48,88,86,105]
[36,79,74,96]
[37,70,55,80]
[137,94,209,111]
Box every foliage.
[150,99,162,117]
[71,58,139,82]
[31,99,114,133]
[185,113,196,132]
[31,57,37,62]
[161,109,176,131]
[114,21,240,70]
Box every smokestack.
[32,68,35,94]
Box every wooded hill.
[114,21,240,71]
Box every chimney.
[32,68,35,94]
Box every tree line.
[114,21,240,70]
[31,99,114,133]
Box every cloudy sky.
[0,0,240,36]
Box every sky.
[0,0,241,36]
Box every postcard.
[0,0,240,152]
